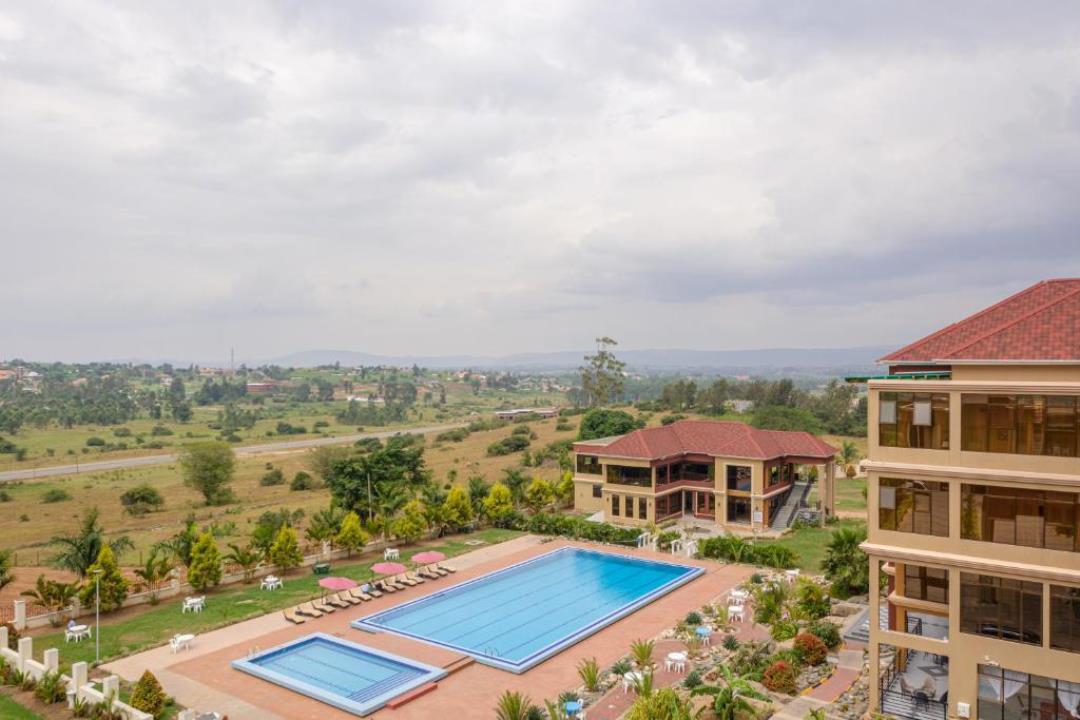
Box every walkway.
[0,422,466,482]
[803,643,864,703]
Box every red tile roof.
[574,420,836,461]
[880,279,1080,364]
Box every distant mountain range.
[265,346,891,372]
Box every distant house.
[245,382,277,394]
[494,407,559,420]
[728,399,754,414]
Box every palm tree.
[501,468,529,505]
[50,508,133,578]
[630,638,655,670]
[494,690,537,720]
[306,506,345,550]
[374,482,409,543]
[21,575,79,626]
[225,543,261,583]
[692,665,766,720]
[132,550,173,604]
[821,526,869,596]
[153,517,199,568]
[837,441,860,478]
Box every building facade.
[571,419,836,531]
[863,279,1080,720]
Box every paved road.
[0,423,467,483]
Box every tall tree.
[51,507,133,578]
[187,532,223,591]
[335,512,368,557]
[269,525,303,574]
[579,336,625,406]
[179,441,236,505]
[78,545,129,613]
[0,549,13,593]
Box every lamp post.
[91,568,102,665]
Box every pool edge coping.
[351,545,706,673]
[230,631,449,717]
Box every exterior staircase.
[770,481,811,530]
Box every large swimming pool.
[353,546,703,672]
[231,633,447,716]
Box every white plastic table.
[171,634,195,654]
[384,548,400,560]
[728,605,746,623]
[182,596,205,613]
[666,651,687,673]
[65,625,91,643]
[260,577,283,590]
[730,588,750,602]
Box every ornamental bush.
[762,660,797,694]
[794,632,828,666]
[260,468,285,486]
[806,620,842,649]
[290,471,316,491]
[187,532,223,590]
[78,546,128,612]
[130,670,167,716]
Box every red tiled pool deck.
[105,535,752,719]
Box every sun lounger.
[427,564,449,577]
[296,602,323,618]
[386,576,408,591]
[338,591,363,605]
[311,598,335,613]
[348,588,373,602]
[437,563,457,574]
[283,609,307,624]
[417,567,440,580]
[361,583,383,598]
[374,580,396,593]
[405,572,426,584]
[326,594,351,609]
[397,574,420,587]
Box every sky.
[3,2,1080,364]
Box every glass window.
[576,454,602,475]
[1051,584,1080,654]
[592,484,602,499]
[879,478,949,537]
[880,392,950,449]
[638,497,648,520]
[606,465,652,487]
[625,495,633,517]
[961,573,1042,645]
[726,465,752,492]
[962,484,1080,552]
[963,393,1079,458]
[611,494,619,517]
[904,564,949,604]
[977,665,1080,720]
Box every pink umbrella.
[411,551,446,564]
[319,576,359,592]
[371,562,407,575]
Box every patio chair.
[405,571,427,584]
[361,583,383,598]
[374,580,397,593]
[283,609,307,625]
[387,576,409,591]
[417,566,440,580]
[899,676,914,697]
[437,562,457,573]
[348,588,373,602]
[397,574,420,587]
[296,602,324,618]
[339,591,364,605]
[427,564,449,577]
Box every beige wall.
[866,362,1080,719]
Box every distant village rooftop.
[574,419,836,462]
[880,278,1080,365]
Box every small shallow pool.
[231,632,446,716]
[354,546,702,672]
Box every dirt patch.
[0,685,72,720]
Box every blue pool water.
[231,633,447,716]
[353,547,702,672]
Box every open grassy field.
[30,528,523,673]
[0,414,575,578]
[758,517,867,573]
[0,383,568,472]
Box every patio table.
[666,651,687,673]
[65,625,91,643]
[622,671,644,693]
[384,548,400,560]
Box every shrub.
[683,668,703,689]
[610,658,632,676]
[354,437,383,453]
[660,414,686,426]
[762,660,797,694]
[684,611,702,626]
[791,579,831,621]
[722,633,740,651]
[0,490,9,502]
[770,619,799,642]
[42,488,71,503]
[577,657,600,692]
[524,513,641,545]
[290,471,316,491]
[112,427,132,438]
[120,484,164,515]
[749,573,764,584]
[187,532,223,590]
[435,428,470,443]
[78,546,128,612]
[730,640,772,680]
[806,620,842,649]
[794,633,828,666]
[34,670,66,704]
[260,468,285,486]
[150,425,174,436]
[486,434,531,456]
[313,420,329,430]
[130,670,167,716]
[86,437,106,447]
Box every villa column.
[868,556,881,713]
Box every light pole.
[91,568,102,665]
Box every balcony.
[880,647,949,720]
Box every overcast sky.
[3,2,1080,364]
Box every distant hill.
[266,346,891,372]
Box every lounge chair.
[427,564,449,577]
[437,562,457,574]
[296,602,324,618]
[326,594,351,609]
[361,583,383,598]
[397,574,420,587]
[348,588,373,602]
[311,598,335,613]
[386,576,408,591]
[374,580,396,593]
[417,566,440,580]
[338,591,363,605]
[405,572,427,584]
[283,609,307,624]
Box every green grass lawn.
[806,475,867,513]
[0,694,44,720]
[34,528,522,672]
[757,518,866,572]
